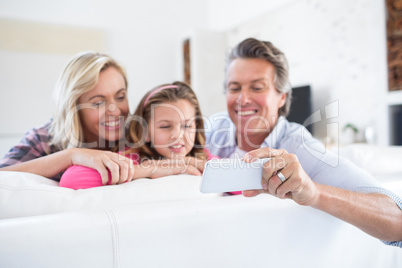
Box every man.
[205,38,402,246]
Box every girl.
[59,81,217,189]
[0,51,133,184]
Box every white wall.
[188,30,227,117]
[206,0,297,31]
[190,0,298,116]
[0,0,209,156]
[200,0,389,145]
[0,0,209,97]
[0,0,392,158]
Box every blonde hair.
[49,51,127,150]
[125,81,208,161]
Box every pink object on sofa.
[59,153,140,189]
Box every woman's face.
[148,100,196,159]
[78,66,129,147]
[226,58,286,139]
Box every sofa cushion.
[338,144,402,178]
[0,171,218,219]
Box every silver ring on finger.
[277,171,287,183]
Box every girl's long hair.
[124,81,207,161]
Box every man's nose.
[236,90,251,105]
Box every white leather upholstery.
[0,171,218,219]
[0,193,401,268]
[338,144,402,177]
[1,144,402,267]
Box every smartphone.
[200,158,270,194]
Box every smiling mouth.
[236,110,257,116]
[170,144,184,149]
[101,120,121,127]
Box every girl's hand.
[184,156,208,173]
[135,158,202,179]
[242,147,319,206]
[69,148,134,185]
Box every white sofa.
[0,144,402,268]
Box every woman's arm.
[0,122,133,184]
[0,148,134,185]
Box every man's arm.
[243,147,402,243]
[309,184,402,242]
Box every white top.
[229,146,247,159]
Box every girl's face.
[78,67,129,147]
[148,99,196,159]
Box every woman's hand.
[243,147,319,206]
[69,148,134,185]
[134,158,202,179]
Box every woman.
[0,51,134,185]
[205,38,402,246]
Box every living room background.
[0,0,394,157]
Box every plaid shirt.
[0,121,62,181]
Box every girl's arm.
[60,156,203,190]
[134,159,202,179]
[182,149,219,173]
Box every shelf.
[387,90,402,106]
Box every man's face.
[226,58,286,139]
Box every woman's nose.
[106,103,121,116]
